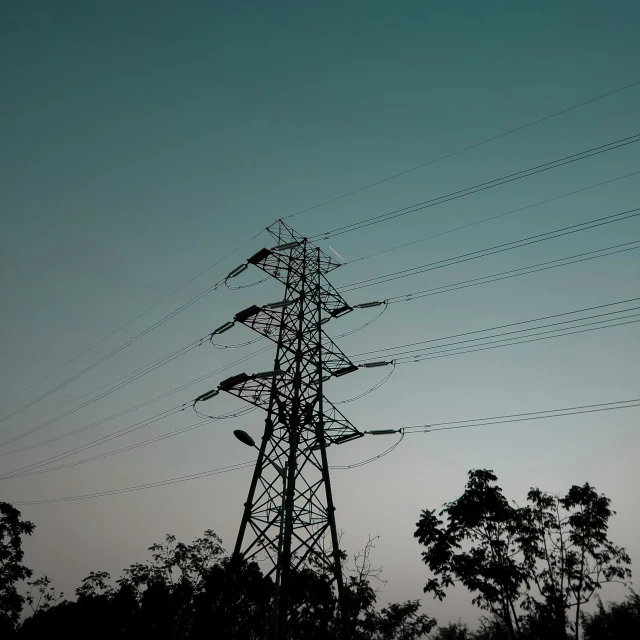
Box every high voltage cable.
[2,230,266,405]
[0,407,185,479]
[382,240,640,305]
[311,133,640,241]
[353,298,640,358]
[11,461,257,505]
[10,303,635,464]
[6,79,640,411]
[0,345,272,454]
[9,307,636,478]
[6,107,638,421]
[11,398,639,505]
[408,405,640,433]
[372,312,640,362]
[58,337,210,408]
[2,408,257,481]
[374,314,640,362]
[348,169,640,264]
[0,337,204,449]
[282,78,640,222]
[377,318,640,365]
[399,399,640,433]
[341,207,640,292]
[0,281,225,427]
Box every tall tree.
[414,470,528,638]
[0,502,35,635]
[414,471,632,640]
[520,485,632,640]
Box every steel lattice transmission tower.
[213,220,364,638]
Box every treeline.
[1,469,637,639]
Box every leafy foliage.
[13,525,435,640]
[414,470,632,640]
[581,591,640,640]
[0,502,35,635]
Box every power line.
[348,169,640,264]
[11,305,636,477]
[0,281,224,428]
[383,318,640,365]
[2,230,265,405]
[374,312,640,362]
[0,406,185,479]
[11,398,639,505]
[282,78,640,222]
[383,240,640,305]
[341,206,640,292]
[399,399,640,433]
[402,398,640,431]
[10,461,256,505]
[311,133,640,240]
[353,298,640,358]
[2,408,257,481]
[0,345,272,455]
[0,337,204,449]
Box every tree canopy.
[414,470,632,640]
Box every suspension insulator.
[272,241,301,251]
[194,389,219,403]
[332,364,359,378]
[252,370,287,380]
[227,263,248,278]
[212,321,235,335]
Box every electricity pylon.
[206,221,363,639]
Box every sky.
[1,0,639,627]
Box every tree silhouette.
[0,502,35,636]
[414,470,632,640]
[14,524,435,639]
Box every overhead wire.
[0,280,225,427]
[382,318,640,365]
[2,407,258,480]
[283,78,640,222]
[0,406,186,479]
[6,80,640,419]
[2,229,266,405]
[58,336,209,409]
[382,240,640,305]
[0,345,272,456]
[398,399,640,434]
[353,298,640,359]
[347,169,640,264]
[311,133,640,241]
[333,364,396,404]
[11,397,639,505]
[0,336,205,449]
[373,313,640,362]
[10,461,256,505]
[341,206,640,292]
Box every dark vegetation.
[1,470,636,639]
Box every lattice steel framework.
[216,220,362,639]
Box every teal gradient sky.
[1,1,639,625]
